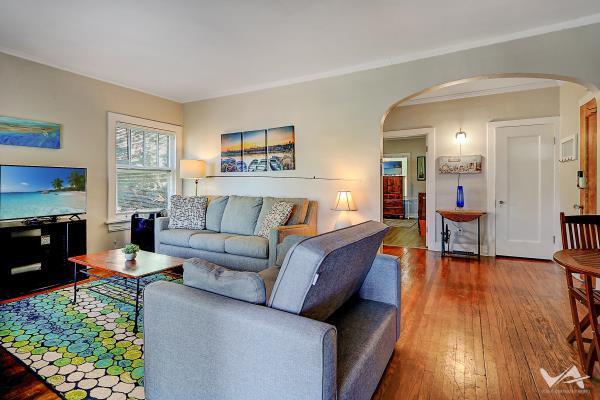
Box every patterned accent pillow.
[168,195,208,230]
[257,201,294,239]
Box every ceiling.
[0,1,599,103]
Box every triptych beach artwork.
[221,125,295,172]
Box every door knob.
[498,200,505,205]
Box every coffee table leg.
[72,263,78,304]
[133,278,141,334]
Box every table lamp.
[180,159,206,196]
[332,191,357,229]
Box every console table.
[437,209,486,259]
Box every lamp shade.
[332,191,357,211]
[180,159,206,179]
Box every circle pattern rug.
[0,274,180,400]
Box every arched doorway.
[379,74,599,258]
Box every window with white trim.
[115,122,175,213]
[107,113,181,227]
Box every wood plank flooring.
[384,223,426,248]
[1,249,599,399]
[374,247,600,400]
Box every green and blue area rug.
[0,274,180,400]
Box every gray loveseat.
[155,195,317,271]
[144,221,400,400]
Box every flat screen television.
[0,165,87,221]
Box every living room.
[1,2,600,399]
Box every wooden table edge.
[553,249,600,276]
[67,252,186,279]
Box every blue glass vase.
[456,185,464,208]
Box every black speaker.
[131,212,164,252]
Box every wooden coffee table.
[68,249,185,333]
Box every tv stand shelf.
[0,218,86,300]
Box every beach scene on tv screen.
[0,166,86,220]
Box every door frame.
[486,117,560,257]
[382,128,437,250]
[580,98,598,214]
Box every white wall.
[183,23,600,238]
[558,82,589,214]
[0,52,183,252]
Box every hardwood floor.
[1,249,599,399]
[374,246,600,400]
[384,222,426,249]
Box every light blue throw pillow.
[220,195,263,235]
[206,196,229,232]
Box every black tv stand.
[0,218,86,299]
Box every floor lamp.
[180,159,206,196]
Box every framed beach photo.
[382,157,407,176]
[417,156,426,181]
[242,130,267,172]
[267,126,295,171]
[0,116,61,149]
[220,132,243,172]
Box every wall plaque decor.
[438,155,482,174]
[559,134,578,162]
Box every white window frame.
[107,112,182,231]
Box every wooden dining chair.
[560,212,600,345]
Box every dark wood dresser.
[383,176,404,218]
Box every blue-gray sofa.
[155,195,318,271]
[144,221,400,400]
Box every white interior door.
[495,123,555,259]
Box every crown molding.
[579,90,600,106]
[399,80,560,107]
